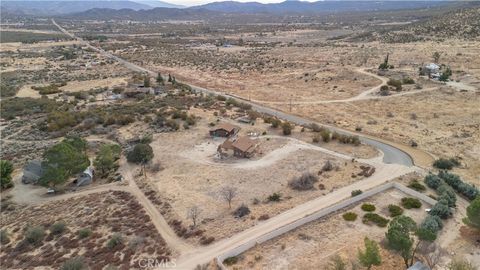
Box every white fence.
[216,182,436,269]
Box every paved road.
[52,19,414,168]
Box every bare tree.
[220,186,237,209]
[417,242,445,269]
[187,206,201,227]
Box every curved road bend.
[52,19,413,167]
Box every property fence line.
[216,182,436,269]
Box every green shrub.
[362,213,389,227]
[107,233,123,249]
[430,201,451,219]
[361,203,376,212]
[401,197,422,209]
[78,228,92,239]
[433,158,459,170]
[223,256,238,266]
[281,122,293,135]
[388,204,404,217]
[343,212,358,221]
[25,226,45,245]
[61,256,86,270]
[402,77,415,84]
[424,174,442,190]
[267,193,281,202]
[408,180,426,192]
[351,190,363,197]
[50,221,67,235]
[387,79,402,91]
[0,230,10,245]
[127,143,154,164]
[437,184,457,207]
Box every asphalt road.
[52,19,414,167]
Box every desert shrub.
[322,160,333,172]
[457,182,479,201]
[25,226,45,245]
[310,123,323,132]
[233,204,250,218]
[437,184,457,207]
[402,77,415,84]
[433,158,460,170]
[107,233,123,249]
[388,204,404,217]
[387,79,402,91]
[216,95,226,101]
[270,118,281,128]
[362,213,389,227]
[429,201,451,219]
[32,84,62,95]
[50,221,67,235]
[281,122,293,135]
[351,190,363,197]
[401,197,422,209]
[268,193,281,202]
[361,203,376,212]
[78,228,92,239]
[258,214,269,221]
[438,171,478,201]
[421,215,443,233]
[127,143,154,164]
[408,180,426,192]
[447,258,477,270]
[223,256,238,266]
[343,212,358,221]
[61,257,86,270]
[0,230,10,245]
[199,236,215,245]
[320,130,331,142]
[424,174,442,190]
[312,135,320,143]
[289,172,319,191]
[0,97,60,119]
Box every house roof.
[211,123,238,133]
[425,63,439,69]
[232,136,257,153]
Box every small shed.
[21,160,45,185]
[209,123,240,137]
[75,167,94,187]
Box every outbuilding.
[209,123,240,138]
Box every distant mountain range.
[0,0,461,16]
[192,1,453,14]
[0,0,183,15]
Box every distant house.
[218,136,258,158]
[237,116,253,124]
[423,63,440,78]
[209,123,240,137]
[74,167,94,187]
[21,160,45,185]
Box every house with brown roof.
[209,123,240,138]
[218,136,258,158]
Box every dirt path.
[251,69,439,105]
[118,159,194,254]
[175,162,416,269]
[182,135,378,170]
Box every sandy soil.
[0,40,81,52]
[131,108,373,242]
[233,188,430,270]
[59,77,127,92]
